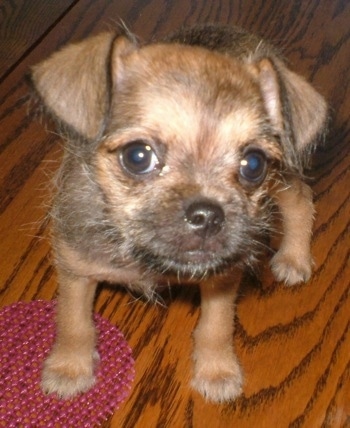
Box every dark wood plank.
[0,0,76,82]
[0,1,349,427]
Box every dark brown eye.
[239,150,267,183]
[120,141,159,175]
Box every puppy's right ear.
[30,32,137,141]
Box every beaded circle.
[0,300,134,427]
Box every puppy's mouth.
[132,245,241,279]
[183,249,216,263]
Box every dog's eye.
[120,141,159,175]
[239,150,267,184]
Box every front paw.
[191,352,243,403]
[41,349,99,398]
[271,250,313,286]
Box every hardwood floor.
[0,1,349,426]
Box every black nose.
[185,200,225,238]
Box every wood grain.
[0,1,349,427]
[0,0,77,82]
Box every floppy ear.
[30,32,137,141]
[251,57,327,170]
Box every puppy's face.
[95,44,282,277]
[31,30,326,280]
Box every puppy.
[30,24,327,403]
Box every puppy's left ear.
[30,32,137,141]
[251,58,327,169]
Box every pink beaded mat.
[0,300,135,427]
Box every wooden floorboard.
[0,0,77,81]
[0,1,349,427]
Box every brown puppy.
[30,24,327,403]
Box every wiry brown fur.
[30,24,327,403]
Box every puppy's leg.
[42,269,98,398]
[192,272,243,403]
[271,178,315,285]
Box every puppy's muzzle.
[185,199,225,238]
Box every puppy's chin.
[132,246,243,279]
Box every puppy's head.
[31,29,327,279]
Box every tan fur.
[271,179,315,284]
[192,272,243,401]
[30,25,327,402]
[42,271,98,396]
